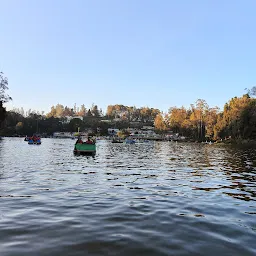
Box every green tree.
[0,72,12,126]
[87,109,93,117]
[91,104,100,117]
[0,101,7,127]
[245,86,256,97]
[69,118,83,132]
[15,121,24,134]
[0,72,12,103]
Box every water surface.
[0,138,255,255]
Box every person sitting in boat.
[85,137,94,144]
[76,137,83,144]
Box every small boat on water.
[125,137,136,144]
[74,137,96,155]
[112,140,123,143]
[28,139,41,145]
[28,135,41,145]
[112,137,123,143]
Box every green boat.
[74,142,96,155]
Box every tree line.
[0,72,12,128]
[154,93,256,141]
[1,71,256,141]
[46,103,103,118]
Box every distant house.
[166,133,180,141]
[100,119,112,123]
[53,132,74,138]
[108,128,119,135]
[141,126,155,130]
[128,128,138,135]
[113,117,125,122]
[129,121,141,128]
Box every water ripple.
[0,138,255,255]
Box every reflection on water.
[0,138,255,256]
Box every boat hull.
[125,139,136,144]
[28,140,41,145]
[112,140,123,143]
[74,143,96,155]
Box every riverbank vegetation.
[1,93,255,142]
[1,72,255,141]
[160,94,256,142]
[0,72,12,128]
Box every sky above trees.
[1,0,256,113]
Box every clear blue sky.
[1,0,255,114]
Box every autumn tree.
[188,99,209,140]
[204,107,219,139]
[47,106,57,118]
[169,107,189,134]
[239,99,256,138]
[154,113,167,132]
[78,104,87,116]
[213,95,251,139]
[63,106,72,116]
[55,104,64,117]
[106,105,115,118]
[15,121,24,134]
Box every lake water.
[0,138,255,256]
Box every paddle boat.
[28,139,41,145]
[125,137,136,144]
[28,135,41,145]
[112,140,124,143]
[112,137,124,143]
[74,137,96,155]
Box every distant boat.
[53,132,75,139]
[74,137,96,155]
[125,138,136,144]
[112,137,123,143]
[28,139,41,145]
[28,135,41,145]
